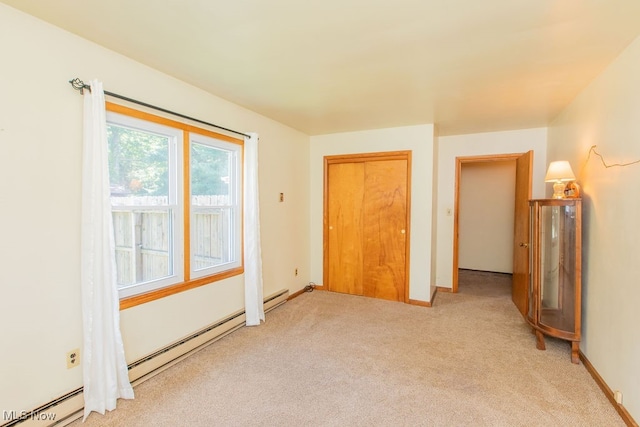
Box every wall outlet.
[295,268,299,276]
[67,349,80,369]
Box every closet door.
[326,162,365,296]
[325,152,409,302]
[362,159,407,301]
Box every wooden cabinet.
[528,199,582,363]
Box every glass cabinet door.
[538,203,577,333]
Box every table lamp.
[545,161,576,199]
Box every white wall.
[435,128,547,288]
[0,4,310,412]
[309,125,436,302]
[459,161,516,273]
[547,36,640,421]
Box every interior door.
[512,150,533,317]
[325,153,409,302]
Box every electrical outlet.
[295,268,299,276]
[67,349,80,369]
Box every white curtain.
[81,80,134,420]
[243,132,265,326]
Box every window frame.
[189,132,243,279]
[106,102,244,310]
[107,113,184,298]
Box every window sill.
[119,266,244,310]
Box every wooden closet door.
[325,154,408,302]
[363,159,407,301]
[327,162,365,296]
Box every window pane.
[112,209,173,288]
[191,142,231,203]
[192,207,232,270]
[107,123,175,289]
[191,142,234,271]
[107,124,170,202]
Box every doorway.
[452,152,532,316]
[458,160,516,273]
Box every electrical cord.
[580,145,640,178]
[304,282,316,293]
[586,145,640,168]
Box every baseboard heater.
[2,289,289,427]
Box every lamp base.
[552,182,566,199]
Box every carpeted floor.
[73,270,624,426]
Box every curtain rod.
[68,78,250,139]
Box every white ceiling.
[4,0,640,136]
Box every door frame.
[323,150,412,303]
[452,153,524,293]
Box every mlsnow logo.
[3,410,57,422]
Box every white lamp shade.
[545,161,575,182]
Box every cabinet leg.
[535,330,546,351]
[571,342,580,364]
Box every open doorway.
[458,160,516,274]
[452,152,532,307]
[456,159,516,299]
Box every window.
[189,134,242,279]
[106,103,243,305]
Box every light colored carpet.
[73,270,623,426]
